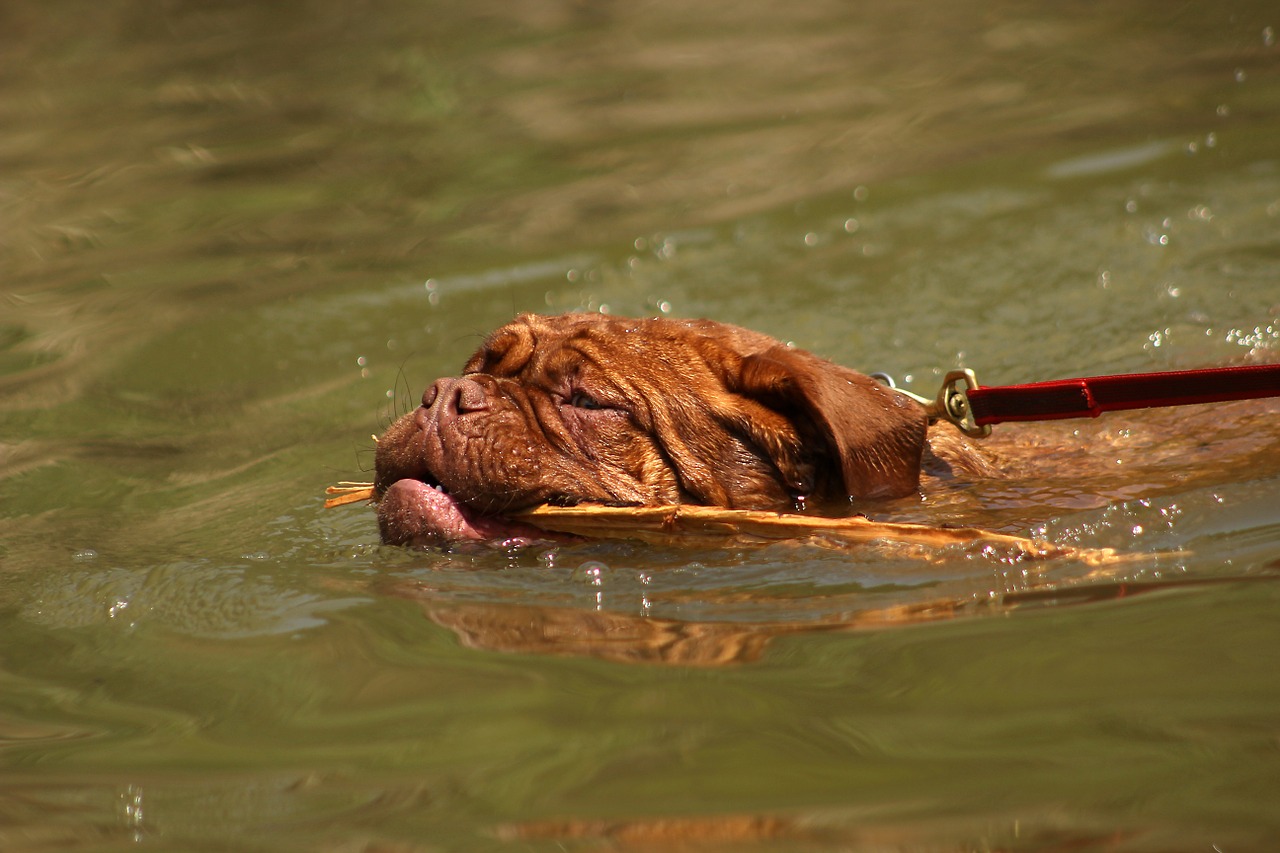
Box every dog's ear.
[729,344,927,500]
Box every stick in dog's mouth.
[324,482,376,508]
[323,480,1129,564]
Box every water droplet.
[575,560,608,586]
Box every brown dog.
[374,312,998,546]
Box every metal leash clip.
[930,369,989,438]
[871,369,990,438]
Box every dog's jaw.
[375,477,561,546]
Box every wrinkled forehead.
[461,313,715,379]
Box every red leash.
[927,363,1280,437]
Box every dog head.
[374,313,927,544]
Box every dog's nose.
[455,378,490,413]
[423,377,489,414]
[422,380,442,409]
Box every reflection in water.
[396,571,1278,667]
[500,811,1162,852]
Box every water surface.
[2,2,1279,850]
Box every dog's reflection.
[388,571,1258,667]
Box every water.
[3,1,1280,850]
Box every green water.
[3,2,1280,850]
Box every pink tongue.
[376,479,561,547]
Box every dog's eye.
[569,391,603,410]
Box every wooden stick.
[324,483,375,508]
[513,503,1098,561]
[323,484,1121,563]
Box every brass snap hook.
[929,369,990,438]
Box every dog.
[373,312,1004,546]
